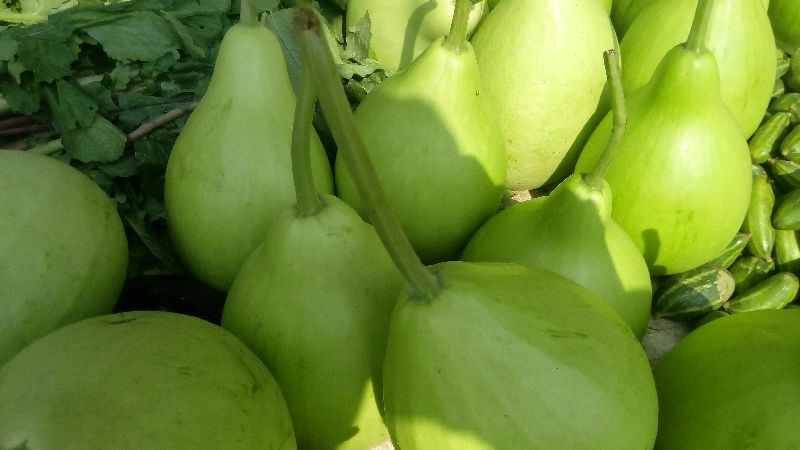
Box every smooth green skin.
[472,0,616,190]
[222,194,403,450]
[575,45,752,275]
[335,38,506,263]
[620,0,776,138]
[164,23,334,292]
[654,309,800,449]
[489,0,611,13]
[345,0,486,72]
[0,151,128,367]
[610,0,657,37]
[461,175,652,339]
[0,311,296,450]
[769,0,800,54]
[383,261,658,449]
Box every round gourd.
[654,309,800,448]
[0,310,296,450]
[769,0,800,54]
[383,261,658,449]
[0,150,128,367]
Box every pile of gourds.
[1,0,800,449]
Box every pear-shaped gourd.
[222,196,402,450]
[164,6,334,292]
[0,151,128,367]
[383,262,659,449]
[620,0,775,138]
[462,178,652,339]
[769,0,800,55]
[575,0,752,275]
[471,0,616,190]
[345,0,486,72]
[610,0,657,38]
[334,33,506,263]
[0,311,296,450]
[461,51,651,339]
[221,60,402,449]
[298,7,657,447]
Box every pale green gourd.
[335,15,506,263]
[620,0,775,138]
[0,151,128,367]
[575,0,752,275]
[222,56,402,449]
[296,4,659,448]
[164,2,333,292]
[345,0,486,72]
[0,311,296,450]
[490,0,611,13]
[611,0,657,37]
[769,0,800,54]
[471,0,616,190]
[461,51,651,339]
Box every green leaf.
[160,10,206,58]
[61,114,127,163]
[83,11,182,62]
[15,22,79,82]
[48,79,98,130]
[0,75,40,114]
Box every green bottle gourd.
[296,5,658,448]
[769,0,800,55]
[345,0,486,72]
[619,0,776,138]
[471,0,616,190]
[462,50,652,339]
[164,0,333,292]
[490,0,612,14]
[221,60,402,450]
[335,6,507,264]
[575,0,752,276]
[610,0,658,38]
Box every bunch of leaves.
[0,0,386,283]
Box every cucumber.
[729,256,776,294]
[654,265,735,321]
[749,112,792,163]
[779,125,800,163]
[776,57,791,79]
[773,188,800,229]
[768,92,800,121]
[724,272,799,313]
[767,158,800,192]
[775,229,800,273]
[692,310,730,329]
[741,168,776,259]
[774,78,786,98]
[704,232,751,269]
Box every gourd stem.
[293,6,441,302]
[585,49,626,189]
[239,0,258,26]
[291,60,325,216]
[443,0,473,53]
[685,0,715,53]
